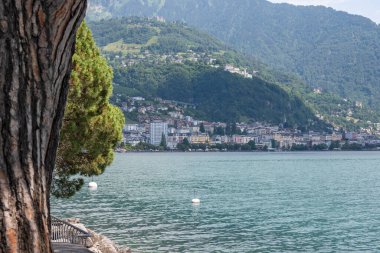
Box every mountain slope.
[87,0,380,109]
[88,17,328,130]
[114,62,325,128]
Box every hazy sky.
[268,0,380,24]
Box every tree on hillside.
[248,140,256,150]
[177,137,191,151]
[213,126,225,136]
[183,137,190,146]
[0,1,87,252]
[225,123,232,136]
[329,140,341,150]
[200,122,205,133]
[159,133,167,149]
[52,22,124,198]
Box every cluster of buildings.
[110,47,257,80]
[122,119,380,151]
[117,97,380,151]
[105,21,258,80]
[224,64,257,79]
[109,47,255,79]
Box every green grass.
[102,36,159,54]
[103,40,141,54]
[146,36,158,46]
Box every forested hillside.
[88,17,380,130]
[115,63,328,129]
[87,0,380,110]
[88,17,330,130]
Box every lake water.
[52,152,380,252]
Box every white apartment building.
[150,122,168,146]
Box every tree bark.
[0,1,87,252]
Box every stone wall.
[65,218,132,253]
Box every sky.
[268,0,380,24]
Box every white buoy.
[192,190,200,204]
[88,181,98,190]
[192,198,200,204]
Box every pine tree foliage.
[52,22,125,198]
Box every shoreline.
[116,149,380,153]
[66,218,132,253]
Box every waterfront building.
[178,127,191,134]
[150,121,168,146]
[231,135,251,144]
[166,135,179,150]
[124,124,138,132]
[190,133,210,144]
[190,126,200,133]
[210,135,222,145]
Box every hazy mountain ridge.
[88,17,380,130]
[87,0,380,110]
[88,17,329,130]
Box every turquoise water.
[52,152,380,252]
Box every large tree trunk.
[0,1,86,252]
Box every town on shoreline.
[116,96,380,153]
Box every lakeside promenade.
[53,243,92,253]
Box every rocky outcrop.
[87,228,131,253]
[65,218,132,253]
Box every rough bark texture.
[0,1,87,252]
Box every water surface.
[52,152,380,252]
